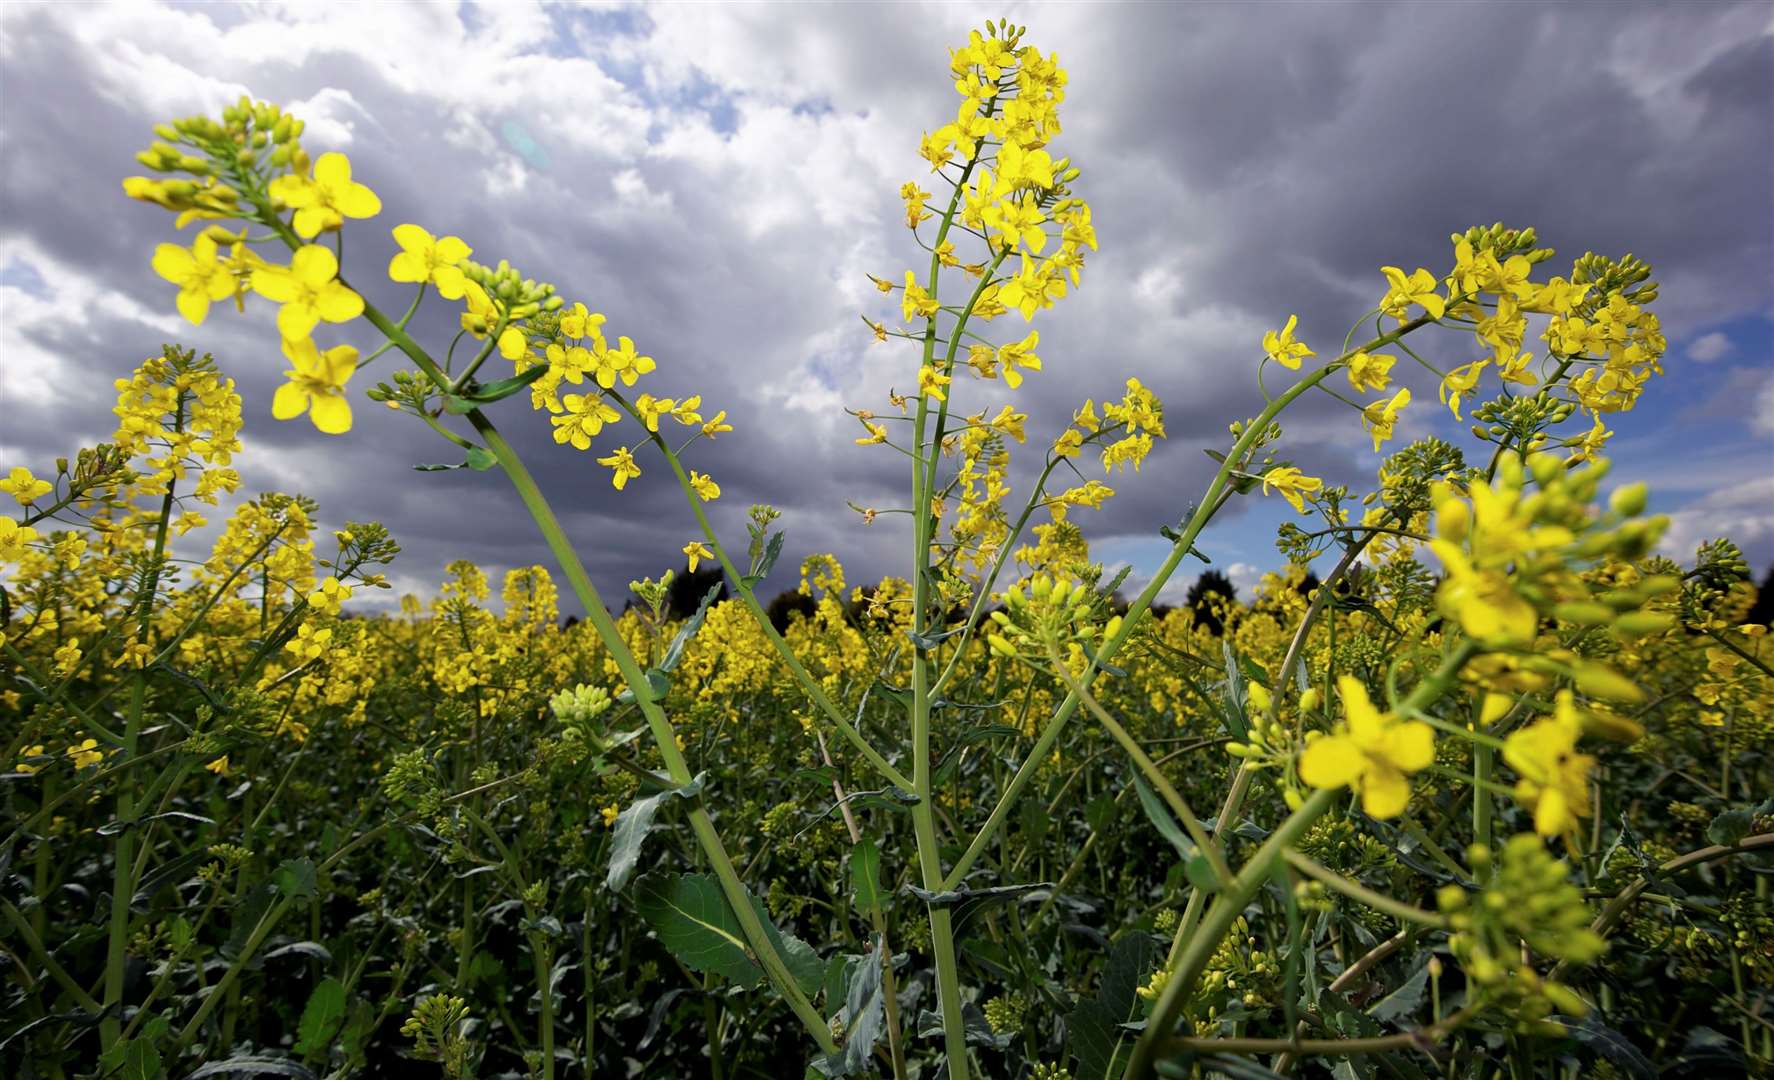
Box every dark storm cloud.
[2,1,1769,610]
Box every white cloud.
[1686,330,1733,363]
[1753,374,1774,438]
[1659,475,1774,569]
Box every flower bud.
[1572,662,1643,704]
[1608,482,1648,517]
[1612,611,1674,637]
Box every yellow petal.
[435,235,471,264]
[1337,676,1383,740]
[272,381,309,420]
[388,250,429,284]
[313,152,352,188]
[151,243,194,284]
[1360,768,1412,819]
[291,244,339,286]
[174,287,210,325]
[432,265,467,300]
[1383,721,1436,772]
[336,182,381,218]
[1298,734,1364,790]
[315,282,365,323]
[308,393,352,434]
[1534,788,1571,838]
[498,327,527,360]
[392,223,432,254]
[252,266,298,303]
[277,302,321,342]
[321,345,358,387]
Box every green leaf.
[1366,956,1429,1024]
[815,938,886,1077]
[184,1058,318,1079]
[1707,808,1753,847]
[98,1033,166,1080]
[615,668,671,705]
[606,774,705,892]
[464,446,498,471]
[1067,931,1158,1080]
[1567,1014,1655,1079]
[634,873,763,988]
[659,584,723,673]
[1131,777,1218,894]
[441,393,478,415]
[412,461,469,472]
[1220,641,1250,741]
[462,363,549,403]
[272,858,317,901]
[294,978,347,1056]
[851,839,883,918]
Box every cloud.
[2,1,1771,611]
[1659,475,1774,572]
[1686,331,1734,363]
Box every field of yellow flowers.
[4,19,1772,1080]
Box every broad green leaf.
[1068,931,1160,1080]
[1365,956,1429,1024]
[634,872,762,988]
[462,363,549,403]
[659,583,723,673]
[464,446,498,471]
[294,977,347,1056]
[1707,807,1752,847]
[815,937,886,1077]
[851,839,883,918]
[273,857,317,901]
[606,774,705,892]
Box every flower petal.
[1298,735,1364,790]
[272,381,309,421]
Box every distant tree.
[766,588,817,632]
[1296,570,1321,598]
[1747,565,1774,628]
[1186,569,1237,635]
[666,564,727,621]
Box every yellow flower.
[560,302,607,344]
[701,411,733,439]
[689,471,720,501]
[634,393,675,432]
[1439,360,1487,420]
[596,446,642,490]
[273,337,358,435]
[1360,387,1410,452]
[683,541,713,572]
[1345,351,1396,394]
[856,421,889,445]
[592,336,655,389]
[1261,466,1323,514]
[670,396,704,427]
[15,744,46,775]
[996,255,1066,320]
[901,181,932,228]
[269,152,382,238]
[600,804,620,828]
[551,393,620,451]
[309,576,354,616]
[990,405,1027,443]
[388,224,472,299]
[1297,676,1435,819]
[206,755,232,777]
[4,467,53,505]
[984,193,1047,254]
[252,245,365,341]
[1380,266,1447,322]
[998,331,1042,389]
[67,739,106,771]
[902,272,940,322]
[918,365,951,402]
[1262,314,1315,370]
[286,622,335,662]
[1052,429,1083,459]
[1503,691,1595,840]
[152,232,236,324]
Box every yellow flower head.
[1503,691,1596,840]
[1262,314,1315,370]
[1345,351,1396,394]
[1360,387,1411,452]
[1297,676,1435,819]
[270,151,382,239]
[596,446,642,490]
[4,467,53,505]
[252,244,365,341]
[1379,266,1447,322]
[683,541,713,572]
[1261,466,1324,514]
[274,336,358,435]
[388,224,472,299]
[152,232,236,325]
[689,471,720,502]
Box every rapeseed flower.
[273,337,357,434]
[1297,676,1435,819]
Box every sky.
[2,1,1771,613]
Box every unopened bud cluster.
[986,574,1121,659]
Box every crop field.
[2,13,1772,1080]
